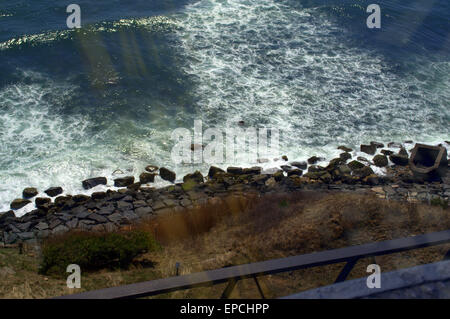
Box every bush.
[39,230,160,276]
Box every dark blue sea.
[0,0,449,214]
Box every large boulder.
[114,176,135,187]
[139,172,156,184]
[159,168,176,182]
[290,161,307,170]
[243,167,262,175]
[35,197,51,209]
[10,199,31,210]
[307,156,324,165]
[183,171,204,184]
[360,144,376,155]
[208,166,225,178]
[44,187,63,197]
[227,167,243,175]
[348,160,365,171]
[389,154,409,166]
[373,155,388,167]
[82,177,107,190]
[22,187,38,199]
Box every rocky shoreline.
[1,141,449,246]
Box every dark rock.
[183,171,204,184]
[353,166,375,178]
[389,154,409,166]
[399,147,408,157]
[370,141,384,148]
[273,171,284,182]
[107,212,123,224]
[357,156,372,164]
[0,211,15,223]
[114,176,135,187]
[160,167,176,182]
[22,187,38,199]
[35,197,50,209]
[227,167,243,175]
[10,199,31,210]
[339,152,352,161]
[139,172,156,184]
[91,192,107,200]
[280,165,292,173]
[287,169,303,177]
[4,232,17,244]
[54,196,70,207]
[308,165,326,173]
[44,187,63,197]
[82,177,107,190]
[208,166,225,178]
[17,222,31,232]
[308,156,324,165]
[360,144,376,155]
[381,149,394,156]
[282,155,289,161]
[348,160,365,171]
[127,182,142,191]
[338,146,353,152]
[145,165,159,173]
[73,194,90,203]
[243,167,262,175]
[117,201,133,211]
[373,155,388,167]
[290,161,307,169]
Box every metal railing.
[56,229,450,299]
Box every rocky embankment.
[0,142,449,245]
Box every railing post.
[221,278,238,299]
[334,257,359,283]
[253,275,266,299]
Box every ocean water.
[0,0,449,215]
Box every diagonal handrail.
[55,229,450,299]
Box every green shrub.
[39,230,160,276]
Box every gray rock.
[107,212,123,224]
[87,213,108,223]
[49,219,62,229]
[66,218,78,229]
[35,222,49,231]
[117,201,133,211]
[135,206,153,217]
[17,232,34,240]
[17,222,31,232]
[52,225,69,235]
